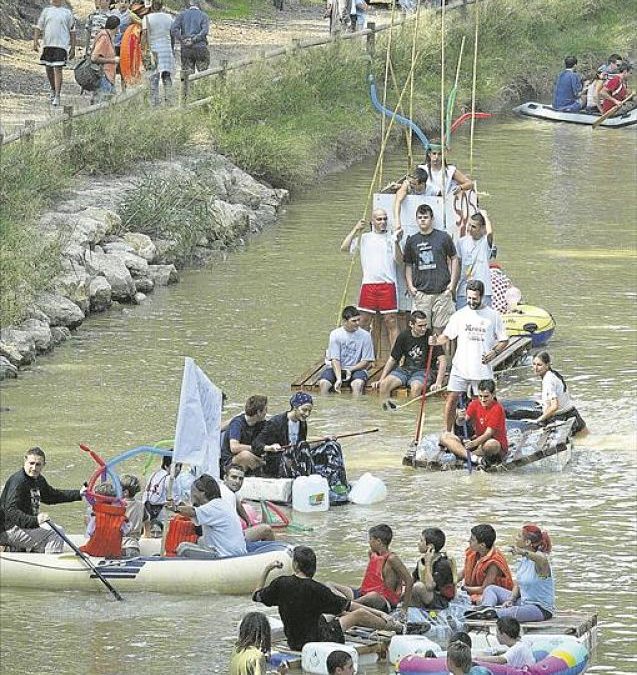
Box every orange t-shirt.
[92,30,116,83]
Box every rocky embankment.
[0,153,288,380]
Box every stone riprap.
[0,153,289,378]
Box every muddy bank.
[0,150,288,379]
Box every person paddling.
[532,351,586,433]
[0,446,85,553]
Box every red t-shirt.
[466,399,508,453]
[600,75,627,113]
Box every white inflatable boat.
[513,101,637,128]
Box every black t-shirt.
[220,414,265,469]
[403,229,456,294]
[253,575,350,650]
[390,328,444,373]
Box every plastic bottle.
[348,472,387,505]
[292,475,330,513]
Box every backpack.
[74,54,102,92]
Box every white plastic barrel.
[292,475,330,512]
[348,472,387,505]
[301,642,358,674]
[388,634,443,666]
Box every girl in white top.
[532,351,587,433]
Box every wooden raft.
[271,628,393,670]
[465,610,598,640]
[291,307,532,397]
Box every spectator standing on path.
[113,0,142,90]
[171,0,210,76]
[91,15,121,102]
[33,0,76,107]
[142,0,176,106]
[85,0,114,54]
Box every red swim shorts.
[358,282,397,314]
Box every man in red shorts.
[439,378,508,467]
[340,208,402,346]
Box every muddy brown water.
[1,117,636,673]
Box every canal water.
[1,118,635,674]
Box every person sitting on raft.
[532,351,587,433]
[142,452,178,537]
[318,305,375,396]
[439,379,508,468]
[0,446,85,554]
[373,310,446,406]
[220,395,270,476]
[447,640,494,675]
[327,523,413,615]
[460,524,513,605]
[479,524,555,623]
[253,545,404,651]
[222,463,275,542]
[81,482,131,559]
[599,62,633,115]
[120,474,144,558]
[417,140,474,196]
[229,611,288,675]
[411,526,457,610]
[171,474,247,558]
[447,633,494,675]
[552,56,584,112]
[477,617,535,668]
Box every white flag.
[173,358,222,478]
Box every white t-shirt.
[142,468,169,505]
[37,6,75,50]
[504,639,535,667]
[194,497,246,557]
[456,235,492,297]
[541,370,572,414]
[444,306,508,380]
[351,231,397,284]
[142,11,174,49]
[325,326,375,369]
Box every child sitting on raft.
[81,482,131,559]
[120,474,143,558]
[229,611,289,675]
[411,526,457,609]
[327,523,413,614]
[477,617,535,668]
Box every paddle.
[593,92,635,128]
[278,428,379,451]
[413,345,435,445]
[47,521,124,601]
[383,386,444,411]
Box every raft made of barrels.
[403,417,575,472]
[398,633,589,674]
[513,101,637,128]
[0,540,293,595]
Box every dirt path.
[0,1,392,136]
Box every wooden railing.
[0,0,476,147]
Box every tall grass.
[1,0,633,326]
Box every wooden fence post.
[220,59,228,83]
[367,21,376,55]
[180,71,190,104]
[24,120,35,148]
[63,105,73,139]
[292,38,301,50]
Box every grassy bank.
[1,0,633,326]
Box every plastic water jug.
[348,472,387,504]
[388,634,443,665]
[292,475,329,513]
[301,642,358,674]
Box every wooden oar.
[593,92,635,128]
[278,428,379,451]
[47,521,124,601]
[414,345,434,445]
[383,386,444,411]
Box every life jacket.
[360,552,403,607]
[464,546,514,603]
[80,502,127,558]
[164,514,198,557]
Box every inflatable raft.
[502,304,555,347]
[398,633,589,674]
[403,417,575,472]
[513,101,637,128]
[0,540,293,595]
